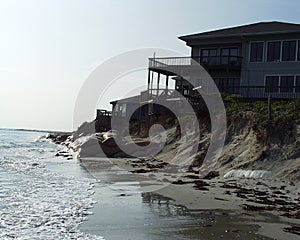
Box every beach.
[55,113,300,240]
[1,128,299,239]
[77,156,300,240]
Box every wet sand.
[77,157,300,240]
[80,183,273,240]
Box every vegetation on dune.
[223,94,300,126]
[128,94,300,141]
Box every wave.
[0,130,104,240]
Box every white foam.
[0,131,105,240]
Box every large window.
[250,42,264,62]
[200,48,217,65]
[267,41,281,62]
[251,39,300,62]
[265,75,300,93]
[280,76,294,92]
[282,40,296,61]
[265,76,279,92]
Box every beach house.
[110,21,300,120]
[148,21,300,99]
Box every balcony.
[149,55,242,74]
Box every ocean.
[0,129,104,240]
[0,129,213,240]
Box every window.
[121,104,126,117]
[220,47,239,65]
[265,76,279,92]
[280,76,294,92]
[282,40,296,61]
[200,48,217,65]
[220,48,229,65]
[183,86,189,96]
[296,76,300,92]
[250,42,264,62]
[267,41,281,62]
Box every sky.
[1,0,300,131]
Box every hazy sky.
[1,0,300,131]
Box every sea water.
[0,129,104,240]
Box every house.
[148,21,300,99]
[110,95,143,120]
[110,94,175,121]
[95,109,112,132]
[107,21,300,122]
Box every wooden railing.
[140,86,300,104]
[238,86,300,99]
[96,109,112,118]
[190,86,300,99]
[140,89,175,102]
[149,56,243,68]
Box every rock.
[256,190,269,196]
[220,184,238,189]
[202,224,213,227]
[273,198,288,205]
[193,180,210,191]
[184,174,200,179]
[194,180,210,186]
[172,180,193,185]
[234,187,252,194]
[295,210,300,218]
[283,226,300,235]
[203,171,219,180]
[131,169,151,173]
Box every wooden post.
[150,52,155,96]
[157,73,160,96]
[180,77,183,94]
[166,75,169,91]
[147,69,151,99]
[268,94,272,120]
[150,70,154,96]
[147,69,151,90]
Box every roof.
[110,95,141,104]
[179,21,300,41]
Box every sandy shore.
[79,156,300,240]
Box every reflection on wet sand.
[81,183,276,240]
[141,192,275,240]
